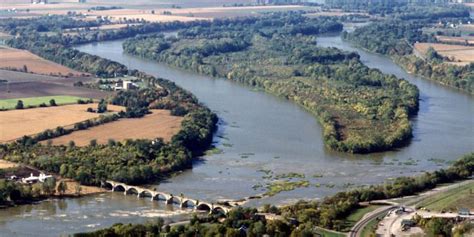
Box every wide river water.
[0,32,472,236]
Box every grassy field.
[416,181,474,212]
[0,95,88,110]
[360,212,386,237]
[313,227,346,237]
[340,205,381,231]
[0,46,84,76]
[46,109,183,146]
[0,103,124,143]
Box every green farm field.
[0,95,89,109]
[417,181,474,212]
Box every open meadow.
[46,109,183,146]
[0,95,87,110]
[416,181,474,212]
[414,42,474,66]
[0,46,84,76]
[0,103,124,143]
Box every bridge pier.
[105,180,232,214]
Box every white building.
[22,173,53,184]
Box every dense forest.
[343,7,473,93]
[0,16,217,185]
[122,13,419,153]
[75,153,474,236]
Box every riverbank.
[342,20,473,94]
[74,153,474,236]
[0,17,471,235]
[122,14,419,154]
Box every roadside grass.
[0,95,88,110]
[416,182,474,212]
[360,212,385,237]
[340,205,381,231]
[313,227,346,237]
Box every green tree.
[57,180,67,196]
[97,99,107,113]
[42,177,56,196]
[15,100,24,109]
[74,183,82,196]
[49,99,57,106]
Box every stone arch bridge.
[103,181,232,214]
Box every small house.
[21,173,53,184]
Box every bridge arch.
[126,187,139,195]
[212,206,227,215]
[103,182,113,190]
[181,199,197,208]
[153,193,170,201]
[140,190,154,198]
[166,196,182,205]
[196,203,212,212]
[113,185,126,192]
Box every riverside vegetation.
[0,16,217,188]
[342,5,473,93]
[122,13,419,153]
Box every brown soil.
[47,109,183,146]
[0,46,84,76]
[55,179,105,196]
[0,159,17,169]
[0,70,111,100]
[0,103,124,143]
[414,42,474,66]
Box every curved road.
[349,206,398,237]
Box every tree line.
[123,13,419,153]
[342,7,473,93]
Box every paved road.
[351,179,474,237]
[381,179,474,236]
[349,205,398,237]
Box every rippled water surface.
[0,32,472,236]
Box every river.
[0,32,472,236]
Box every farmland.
[0,95,87,110]
[46,109,183,146]
[435,35,474,45]
[0,70,111,100]
[414,42,474,66]
[0,103,124,143]
[0,46,84,76]
[0,1,317,21]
